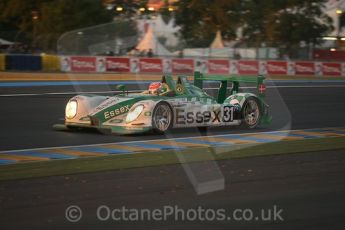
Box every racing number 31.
[223,106,234,122]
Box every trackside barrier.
[41,54,60,71]
[0,54,5,71]
[60,56,345,77]
[6,55,42,71]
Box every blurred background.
[0,0,345,61]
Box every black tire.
[152,102,173,134]
[240,96,262,129]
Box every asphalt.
[0,149,345,229]
[0,80,345,229]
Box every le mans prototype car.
[53,72,271,134]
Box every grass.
[0,136,345,181]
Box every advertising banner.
[70,56,97,72]
[266,61,288,75]
[139,58,163,73]
[294,62,315,75]
[238,60,259,75]
[322,62,342,76]
[105,57,130,72]
[207,59,230,74]
[171,59,194,74]
[60,56,345,77]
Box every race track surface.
[1,149,345,229]
[1,79,345,229]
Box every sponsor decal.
[195,59,208,74]
[163,59,172,73]
[106,57,130,72]
[92,97,121,113]
[60,56,71,72]
[208,59,230,74]
[322,62,342,76]
[97,57,106,72]
[266,61,288,75]
[287,62,295,75]
[172,59,194,74]
[238,61,259,75]
[258,84,266,94]
[230,60,239,74]
[130,58,139,73]
[259,61,267,75]
[175,106,234,125]
[315,62,322,76]
[71,56,97,72]
[294,62,315,75]
[139,58,163,73]
[104,105,131,119]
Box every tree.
[242,0,333,57]
[174,0,242,47]
[0,0,113,51]
[173,0,333,52]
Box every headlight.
[65,100,78,119]
[126,105,144,123]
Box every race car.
[53,72,271,134]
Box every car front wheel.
[152,102,173,134]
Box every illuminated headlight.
[65,100,78,119]
[126,105,144,123]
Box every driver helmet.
[148,82,167,95]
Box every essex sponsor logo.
[175,106,234,125]
[104,105,130,119]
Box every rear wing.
[193,71,266,103]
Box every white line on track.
[0,126,342,154]
[1,85,345,97]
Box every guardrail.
[0,54,345,77]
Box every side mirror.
[116,84,127,95]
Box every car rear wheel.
[152,102,173,134]
[240,97,261,129]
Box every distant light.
[341,37,345,41]
[322,37,337,40]
[32,11,39,20]
[148,7,155,11]
[139,7,145,12]
[336,9,343,15]
[168,7,174,12]
[77,31,83,35]
[330,48,337,51]
[116,6,123,12]
[106,4,114,10]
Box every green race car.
[54,72,271,134]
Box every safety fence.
[0,54,345,76]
